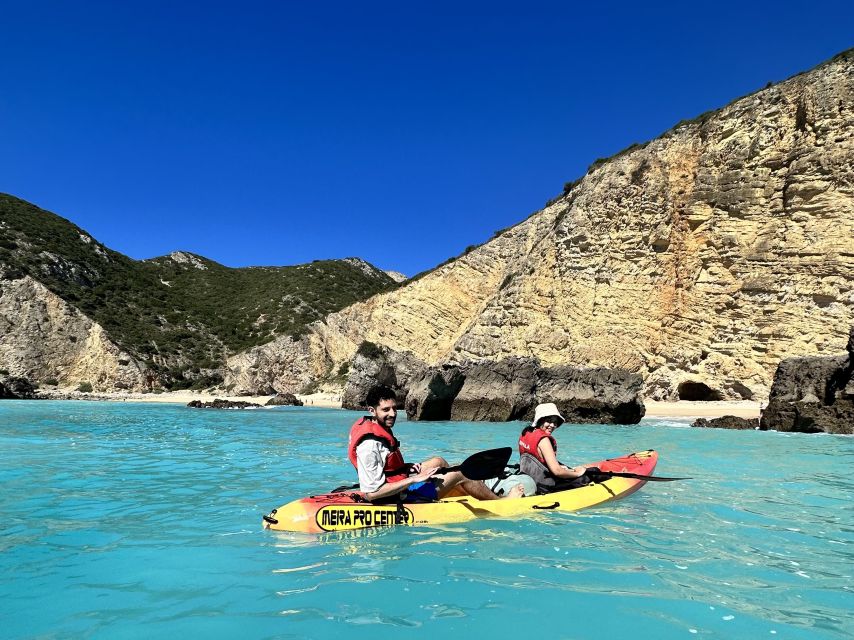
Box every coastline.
[30,389,760,419]
[33,389,344,409]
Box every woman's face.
[539,415,564,432]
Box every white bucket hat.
[531,402,565,427]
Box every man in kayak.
[519,402,595,493]
[349,385,524,502]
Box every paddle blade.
[458,447,513,481]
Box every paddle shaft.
[594,471,690,482]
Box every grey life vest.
[519,453,557,492]
[519,453,591,494]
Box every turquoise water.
[1,401,852,639]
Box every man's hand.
[407,462,422,475]
[410,466,438,483]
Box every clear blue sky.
[2,1,851,276]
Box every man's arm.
[355,440,437,501]
[362,467,438,502]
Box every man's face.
[370,398,397,429]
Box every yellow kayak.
[263,450,658,533]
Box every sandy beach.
[644,400,761,419]
[35,389,344,409]
[33,389,760,419]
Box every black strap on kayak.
[395,493,407,524]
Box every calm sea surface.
[1,401,852,639]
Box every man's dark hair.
[364,384,396,409]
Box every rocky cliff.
[0,275,149,390]
[225,50,854,400]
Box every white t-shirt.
[355,439,391,493]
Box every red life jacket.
[518,427,557,465]
[348,417,408,482]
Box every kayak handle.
[263,509,279,525]
[532,502,560,510]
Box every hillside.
[0,195,395,389]
[225,49,854,400]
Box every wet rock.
[760,327,854,434]
[265,393,303,406]
[692,416,759,430]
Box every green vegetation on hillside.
[0,194,396,389]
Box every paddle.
[436,447,513,481]
[586,468,691,483]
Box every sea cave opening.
[677,381,723,401]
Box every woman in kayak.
[518,402,594,493]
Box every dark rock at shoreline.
[0,375,37,399]
[760,327,854,435]
[341,343,646,424]
[400,358,645,424]
[187,398,261,409]
[449,357,538,421]
[530,366,646,425]
[404,365,466,420]
[341,342,425,410]
[692,416,759,430]
[265,393,303,406]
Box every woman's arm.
[538,439,587,479]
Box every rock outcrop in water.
[224,50,854,403]
[759,327,854,434]
[692,416,759,430]
[187,398,261,409]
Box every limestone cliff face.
[225,52,854,400]
[0,276,149,391]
